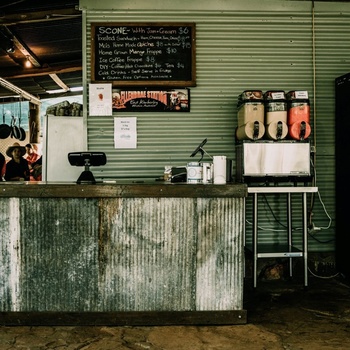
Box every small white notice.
[114,117,137,149]
[89,83,112,116]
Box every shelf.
[246,244,303,258]
[248,186,318,194]
[259,244,302,258]
[247,188,317,287]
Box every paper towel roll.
[213,156,226,184]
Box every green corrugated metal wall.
[80,0,350,252]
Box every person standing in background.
[0,152,5,180]
[31,156,42,181]
[25,143,40,180]
[25,143,40,166]
[5,142,30,181]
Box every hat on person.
[6,142,26,158]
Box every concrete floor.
[0,275,349,349]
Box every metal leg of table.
[287,193,292,277]
[243,197,246,278]
[248,187,315,289]
[253,193,258,288]
[303,192,308,287]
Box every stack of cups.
[286,90,311,140]
[213,156,227,184]
[236,90,265,141]
[263,90,288,140]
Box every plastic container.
[265,120,288,140]
[237,101,264,126]
[265,101,287,124]
[236,121,265,141]
[238,90,263,102]
[286,90,311,140]
[264,90,287,125]
[288,121,311,141]
[287,100,310,125]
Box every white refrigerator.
[42,115,86,182]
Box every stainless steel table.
[247,186,318,288]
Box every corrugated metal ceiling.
[0,0,82,100]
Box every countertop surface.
[0,180,248,198]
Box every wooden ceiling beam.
[0,8,81,26]
[1,64,82,80]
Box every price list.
[91,23,196,86]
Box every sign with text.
[91,23,196,86]
[89,83,112,116]
[114,117,137,149]
[112,89,190,112]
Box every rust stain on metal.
[98,198,122,276]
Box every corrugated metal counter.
[0,181,247,325]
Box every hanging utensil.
[11,115,21,140]
[30,120,36,144]
[0,106,11,139]
[18,100,26,141]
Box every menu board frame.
[91,22,196,87]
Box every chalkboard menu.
[91,23,196,86]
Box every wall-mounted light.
[6,42,15,53]
[1,26,41,68]
[25,56,32,68]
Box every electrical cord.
[309,158,332,231]
[245,219,288,232]
[245,186,333,243]
[308,266,339,279]
[308,233,334,244]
